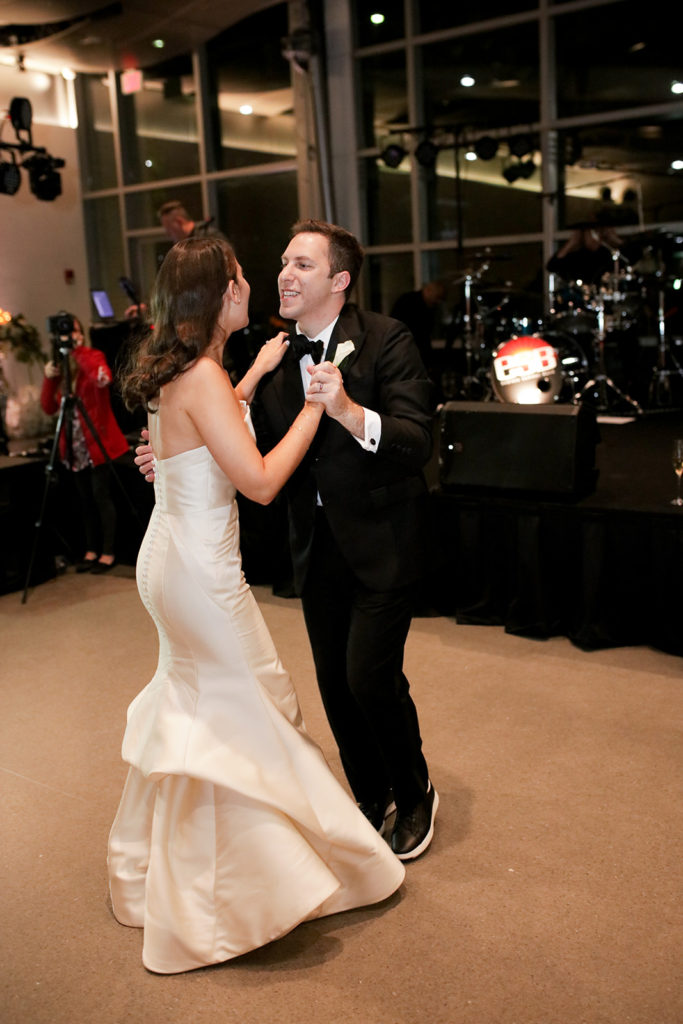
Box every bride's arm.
[234,331,290,405]
[188,358,321,505]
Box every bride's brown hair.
[120,236,238,411]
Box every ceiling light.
[672,160,683,171]
[61,67,76,81]
[672,81,683,95]
[380,143,407,169]
[465,150,477,162]
[152,39,165,49]
[460,75,475,87]
[239,104,253,115]
[474,136,498,161]
[370,13,385,24]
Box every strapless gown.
[107,428,405,974]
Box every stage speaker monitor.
[439,401,598,496]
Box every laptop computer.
[90,288,116,321]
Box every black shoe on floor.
[76,558,98,573]
[359,791,396,833]
[90,559,116,575]
[391,783,438,861]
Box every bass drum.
[490,332,589,405]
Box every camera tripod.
[22,338,140,603]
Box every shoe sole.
[395,789,439,861]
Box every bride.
[108,236,405,974]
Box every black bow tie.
[290,334,324,364]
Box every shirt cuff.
[353,407,381,452]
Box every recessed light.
[239,104,253,116]
[370,13,385,24]
[152,39,165,50]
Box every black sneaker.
[391,783,438,861]
[358,791,396,833]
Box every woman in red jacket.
[41,315,130,573]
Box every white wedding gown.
[107,411,405,974]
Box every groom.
[253,219,437,861]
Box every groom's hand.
[135,428,156,482]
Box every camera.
[47,311,75,339]
[47,311,76,364]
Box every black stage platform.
[428,408,683,657]
[3,411,682,659]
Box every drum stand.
[575,299,642,414]
[647,287,683,408]
[456,267,492,401]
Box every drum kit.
[445,235,683,413]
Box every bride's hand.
[135,427,156,482]
[254,331,290,374]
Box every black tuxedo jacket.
[254,305,434,594]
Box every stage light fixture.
[509,133,533,158]
[415,138,439,167]
[23,154,64,201]
[519,158,536,179]
[9,97,32,138]
[0,157,22,196]
[474,136,498,161]
[502,162,521,184]
[380,143,407,168]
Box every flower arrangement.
[0,312,45,367]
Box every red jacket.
[40,346,130,466]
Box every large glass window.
[363,157,413,245]
[206,7,295,172]
[125,183,203,232]
[557,116,683,231]
[358,50,408,150]
[76,74,116,191]
[83,196,126,318]
[118,54,200,186]
[214,171,299,333]
[417,1,536,34]
[354,1,405,47]
[420,23,540,133]
[555,0,681,118]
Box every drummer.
[546,215,634,288]
[547,212,643,395]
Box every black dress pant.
[301,508,429,814]
[72,462,118,556]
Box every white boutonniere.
[333,340,355,374]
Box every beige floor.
[1,569,681,1024]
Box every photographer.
[41,313,129,573]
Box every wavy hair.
[120,236,237,411]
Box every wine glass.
[671,439,683,506]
